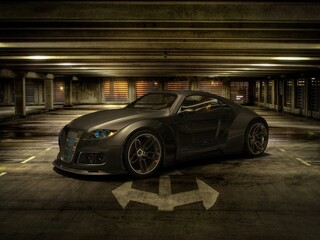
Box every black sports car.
[53,91,268,178]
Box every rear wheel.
[124,130,163,178]
[244,119,268,157]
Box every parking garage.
[0,1,320,240]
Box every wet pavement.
[0,106,319,240]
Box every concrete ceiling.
[0,0,320,78]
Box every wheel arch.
[224,108,267,154]
[242,117,269,156]
[116,119,177,170]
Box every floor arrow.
[112,174,219,211]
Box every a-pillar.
[14,72,26,117]
[64,77,75,107]
[44,74,54,110]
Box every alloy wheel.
[127,133,162,175]
[247,122,268,155]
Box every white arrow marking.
[112,175,219,211]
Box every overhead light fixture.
[251,63,277,67]
[272,57,311,61]
[26,55,50,60]
[58,63,74,66]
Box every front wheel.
[123,130,163,178]
[244,119,269,157]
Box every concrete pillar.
[273,80,278,110]
[277,78,284,112]
[304,77,309,117]
[44,74,54,110]
[190,77,198,91]
[128,78,136,102]
[291,78,296,111]
[257,80,261,104]
[159,77,164,91]
[248,80,255,105]
[14,73,26,117]
[222,79,231,99]
[64,77,73,107]
[263,80,268,106]
[99,78,104,103]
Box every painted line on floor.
[45,147,52,151]
[279,148,286,152]
[0,172,7,177]
[21,156,36,164]
[0,138,57,142]
[295,158,311,166]
[0,158,25,161]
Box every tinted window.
[129,93,177,110]
[180,95,221,112]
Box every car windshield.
[128,93,177,110]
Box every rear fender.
[224,109,259,154]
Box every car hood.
[68,107,168,131]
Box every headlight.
[94,129,116,138]
[85,129,117,139]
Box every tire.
[243,119,269,157]
[123,130,163,178]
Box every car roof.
[150,90,215,97]
[149,90,243,109]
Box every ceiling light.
[26,55,50,60]
[272,57,311,61]
[58,63,74,66]
[251,63,277,67]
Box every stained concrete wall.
[0,78,15,105]
[72,78,103,104]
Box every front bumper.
[54,126,126,175]
[53,159,113,175]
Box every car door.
[176,95,225,158]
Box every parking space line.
[0,158,25,161]
[21,156,36,164]
[279,148,286,152]
[0,139,56,143]
[295,158,311,166]
[0,172,7,177]
[45,147,52,151]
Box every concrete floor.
[0,106,319,240]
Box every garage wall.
[0,78,14,106]
[0,76,251,106]
[72,78,103,104]
[3,74,319,120]
[254,74,320,120]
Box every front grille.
[61,128,83,163]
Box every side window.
[180,95,221,113]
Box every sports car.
[53,90,268,178]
